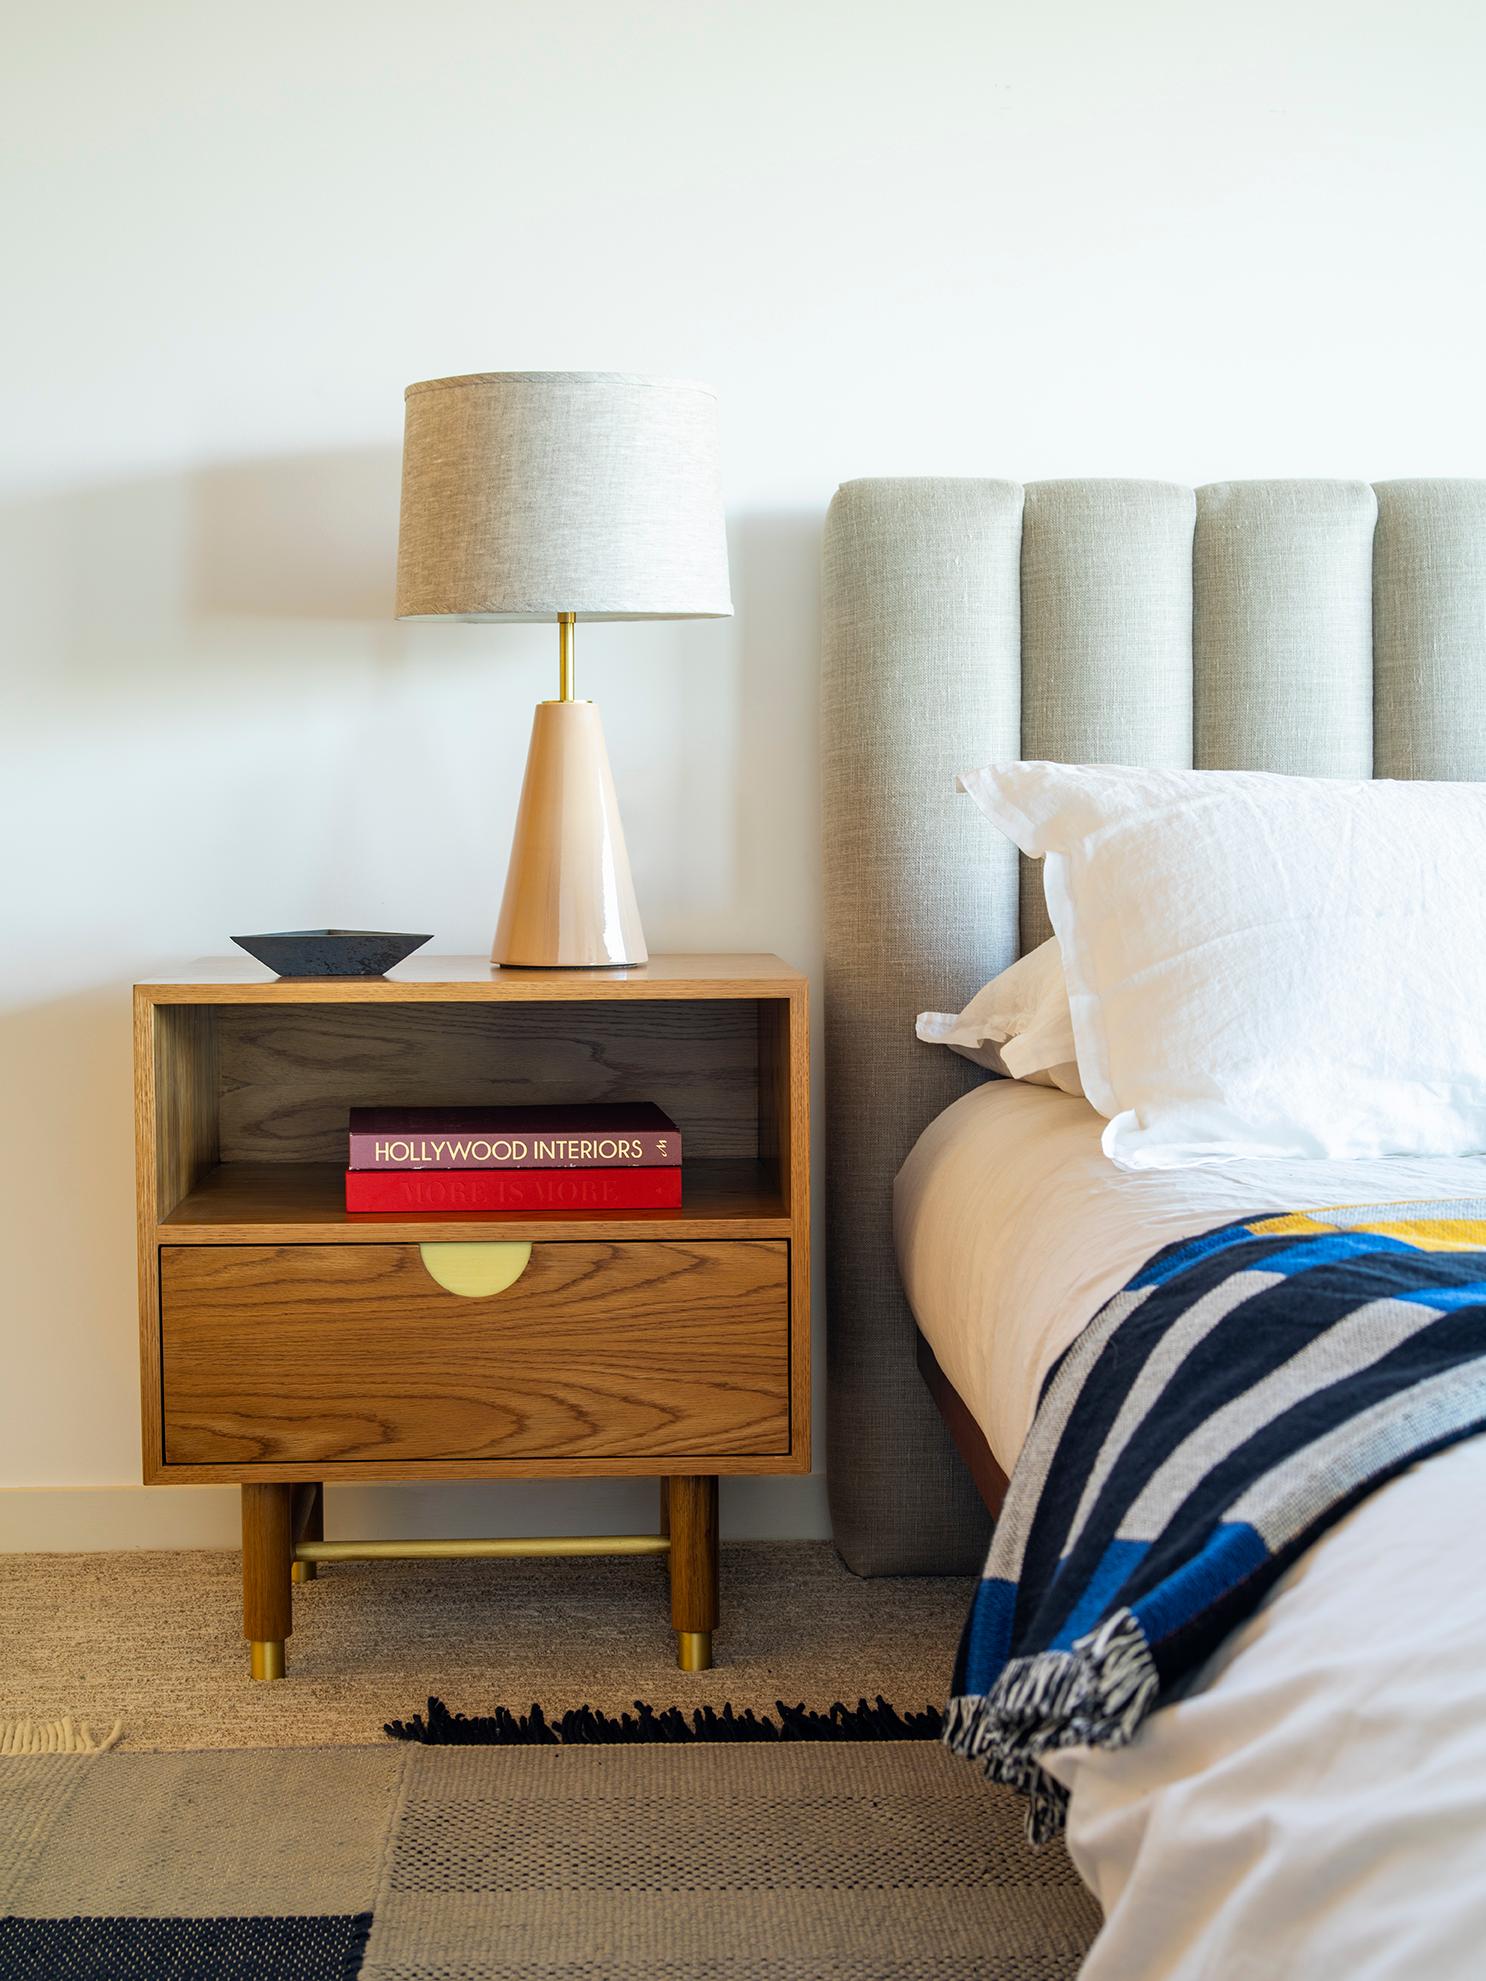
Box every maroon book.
[347,1103,681,1171]
[345,1165,683,1214]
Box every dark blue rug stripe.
[0,1912,372,1981]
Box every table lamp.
[395,371,733,967]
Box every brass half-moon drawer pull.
[418,1241,533,1298]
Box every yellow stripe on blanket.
[1349,1219,1486,1252]
[1248,1212,1335,1238]
[1248,1210,1486,1253]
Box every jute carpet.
[0,1541,1103,1973]
[0,1542,970,1750]
[0,1743,1102,1979]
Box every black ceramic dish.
[229,929,434,978]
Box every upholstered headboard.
[822,477,1486,1575]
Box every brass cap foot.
[291,1560,318,1583]
[250,1639,286,1681]
[676,1630,712,1672]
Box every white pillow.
[916,938,1085,1096]
[957,761,1486,1169]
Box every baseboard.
[0,1476,832,1553]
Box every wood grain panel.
[136,997,219,1476]
[138,954,805,999]
[151,1004,218,1219]
[756,1000,789,1197]
[666,1474,719,1634]
[783,989,812,1465]
[241,1483,293,1643]
[162,1241,789,1465]
[216,1001,760,1164]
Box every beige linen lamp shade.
[396,372,732,620]
[394,372,733,967]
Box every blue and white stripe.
[946,1200,1486,1842]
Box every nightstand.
[133,955,809,1678]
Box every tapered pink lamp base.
[492,700,649,968]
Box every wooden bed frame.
[915,1331,1009,1519]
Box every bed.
[821,477,1486,1974]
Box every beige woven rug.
[0,1742,1102,1979]
[0,1541,971,1749]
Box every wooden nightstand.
[133,955,809,1679]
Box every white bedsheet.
[895,1079,1486,1473]
[895,1080,1486,1978]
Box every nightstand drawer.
[160,1240,789,1465]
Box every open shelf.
[158,1157,789,1244]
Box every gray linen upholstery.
[823,476,1486,1576]
[1194,481,1376,776]
[1020,482,1195,947]
[822,480,1022,1575]
[1374,481,1486,779]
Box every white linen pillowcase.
[957,761,1486,1169]
[916,938,1085,1096]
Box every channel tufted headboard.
[822,477,1486,1576]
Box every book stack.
[344,1103,683,1214]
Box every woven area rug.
[0,1741,1101,1979]
[0,1543,972,1750]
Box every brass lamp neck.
[558,613,576,701]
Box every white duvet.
[896,1080,1486,1979]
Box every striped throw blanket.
[945,1200,1486,1841]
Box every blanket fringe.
[0,1716,122,1755]
[945,1608,1158,1843]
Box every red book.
[345,1166,683,1214]
[347,1102,680,1171]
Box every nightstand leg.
[291,1483,323,1583]
[666,1475,718,1671]
[242,1483,293,1681]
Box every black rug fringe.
[384,1694,944,1747]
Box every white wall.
[3,0,1484,1549]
